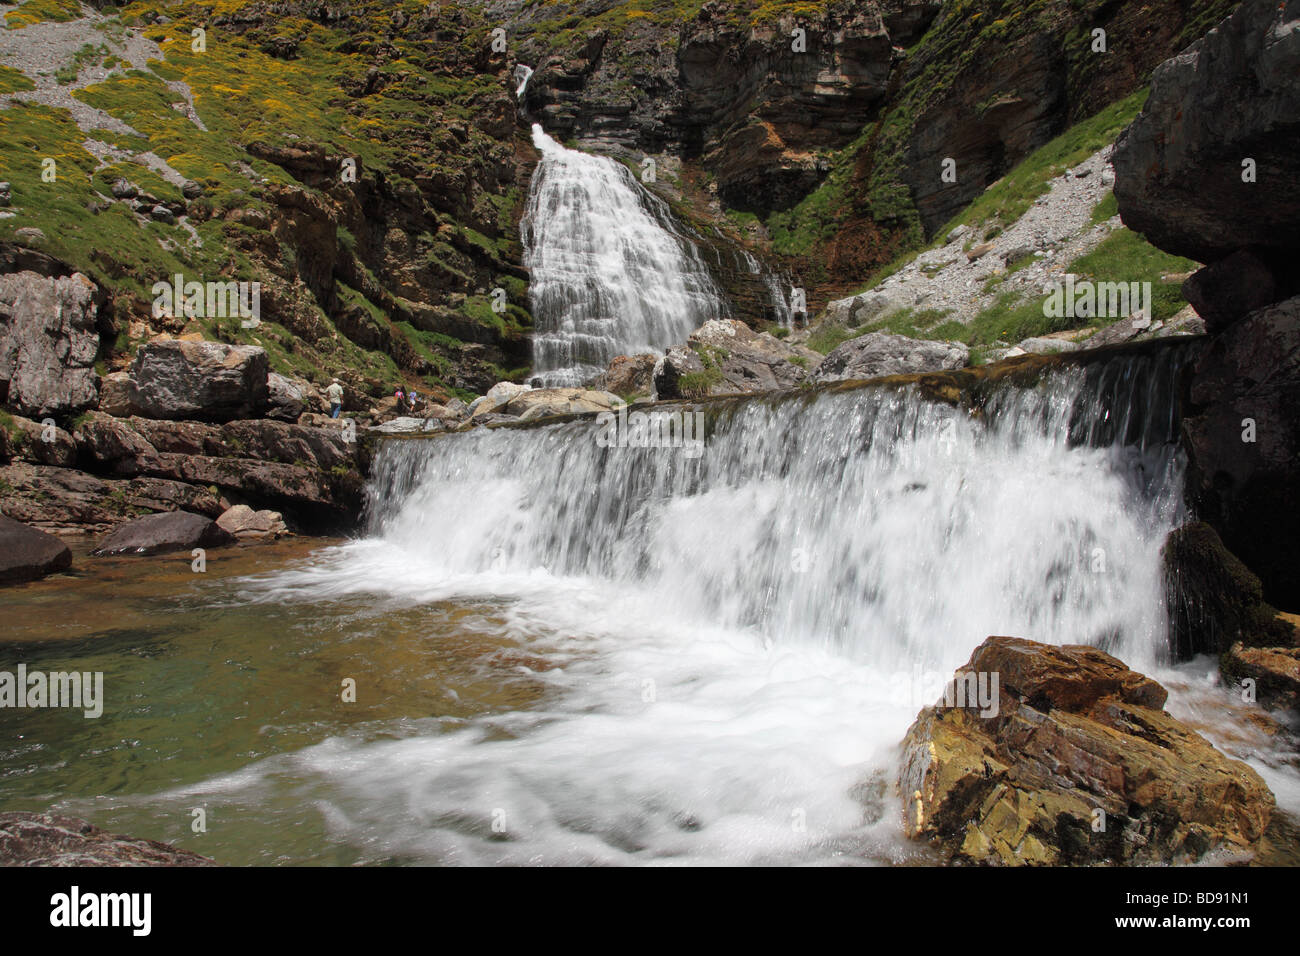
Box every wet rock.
[814,332,968,383]
[899,636,1274,865]
[91,510,235,557]
[595,354,658,398]
[216,504,288,540]
[1162,522,1294,658]
[129,340,269,422]
[0,812,215,866]
[1113,0,1300,267]
[0,271,101,417]
[0,514,72,585]
[1222,643,1300,712]
[1183,295,1300,607]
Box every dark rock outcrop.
[0,812,215,866]
[90,510,236,557]
[0,271,101,417]
[1182,296,1300,607]
[1113,0,1300,269]
[899,636,1274,865]
[0,514,72,585]
[1163,522,1295,658]
[814,331,968,383]
[129,340,270,422]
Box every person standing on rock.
[327,378,344,419]
[408,388,420,416]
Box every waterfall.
[513,64,533,99]
[245,346,1193,865]
[520,125,729,386]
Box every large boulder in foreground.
[91,510,235,557]
[129,340,269,422]
[1113,0,1300,268]
[0,514,71,584]
[814,331,968,384]
[899,637,1273,865]
[0,271,101,417]
[0,812,215,866]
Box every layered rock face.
[520,0,941,213]
[899,637,1274,865]
[1113,0,1300,608]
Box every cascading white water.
[223,348,1193,865]
[520,125,729,386]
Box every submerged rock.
[899,636,1273,865]
[814,331,968,384]
[91,511,235,557]
[0,812,215,866]
[0,514,72,585]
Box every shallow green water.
[0,539,559,865]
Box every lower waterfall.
[232,348,1192,865]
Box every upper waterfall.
[520,124,729,386]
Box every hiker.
[394,386,405,415]
[408,388,420,415]
[327,378,344,419]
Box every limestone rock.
[129,340,269,422]
[595,354,658,398]
[97,371,136,417]
[0,271,101,417]
[216,504,288,540]
[899,636,1274,865]
[655,319,818,398]
[814,332,969,383]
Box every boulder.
[502,387,619,419]
[1181,250,1282,332]
[219,419,352,471]
[128,340,269,422]
[1113,0,1300,267]
[0,271,101,417]
[1221,642,1300,711]
[74,412,157,475]
[0,812,215,866]
[485,381,532,406]
[0,514,72,584]
[4,414,77,467]
[216,504,288,540]
[654,319,819,398]
[899,636,1274,865]
[595,354,658,398]
[1162,522,1294,658]
[1014,336,1079,355]
[814,332,969,383]
[266,372,307,422]
[1183,295,1300,606]
[91,510,235,557]
[97,371,136,416]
